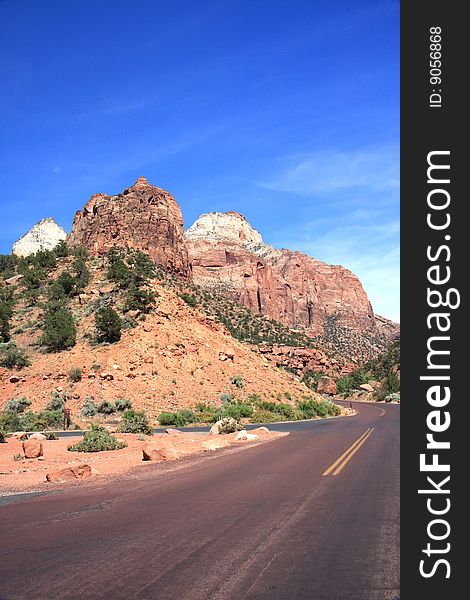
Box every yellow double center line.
[322,428,374,477]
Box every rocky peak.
[69,177,190,278]
[185,212,264,246]
[12,218,67,257]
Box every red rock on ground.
[46,464,92,483]
[22,439,43,459]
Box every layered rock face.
[69,177,190,278]
[186,212,376,336]
[12,218,67,257]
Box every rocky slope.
[12,218,67,257]
[0,255,314,418]
[69,176,190,278]
[186,212,377,337]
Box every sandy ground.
[0,429,286,495]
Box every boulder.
[46,464,92,483]
[22,439,43,459]
[202,438,231,452]
[142,443,178,461]
[359,383,374,393]
[316,376,337,395]
[9,375,20,384]
[250,427,271,437]
[234,430,259,442]
[29,433,47,441]
[165,428,183,436]
[210,417,239,435]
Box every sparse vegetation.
[118,410,153,434]
[68,425,127,452]
[230,375,244,389]
[179,292,197,307]
[95,306,122,343]
[81,397,96,417]
[40,307,77,352]
[96,400,116,415]
[0,342,30,369]
[69,367,83,382]
[115,398,132,412]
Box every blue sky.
[0,0,399,321]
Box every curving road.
[0,402,399,600]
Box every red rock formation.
[186,212,376,336]
[69,177,190,278]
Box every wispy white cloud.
[258,144,399,195]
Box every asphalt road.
[0,402,399,600]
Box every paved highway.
[0,401,399,600]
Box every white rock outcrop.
[12,218,67,257]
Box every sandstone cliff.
[12,218,67,257]
[69,177,190,278]
[186,212,376,337]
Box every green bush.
[54,240,69,257]
[69,367,82,382]
[0,342,30,369]
[179,292,197,307]
[254,401,296,420]
[41,307,76,351]
[251,409,283,424]
[44,431,59,440]
[118,410,153,434]
[157,411,187,427]
[97,400,115,415]
[36,409,64,429]
[301,371,324,391]
[223,402,254,420]
[71,257,90,291]
[4,396,31,413]
[95,306,122,343]
[219,393,234,404]
[55,271,76,297]
[124,284,155,313]
[216,417,242,434]
[46,392,65,411]
[230,375,244,389]
[115,398,132,412]
[68,425,127,452]
[81,398,96,417]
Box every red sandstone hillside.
[185,211,391,338]
[0,257,314,418]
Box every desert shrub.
[68,425,127,452]
[219,393,234,404]
[0,287,15,343]
[118,410,153,434]
[54,240,69,257]
[4,396,31,414]
[179,292,197,307]
[0,429,6,443]
[385,371,400,394]
[230,375,244,389]
[69,367,82,382]
[55,271,76,297]
[46,392,65,411]
[124,284,155,313]
[178,409,197,423]
[97,400,116,415]
[223,402,254,420]
[44,431,59,440]
[0,411,21,432]
[40,307,76,351]
[71,257,90,291]
[128,251,155,281]
[385,392,400,402]
[95,306,122,343]
[296,399,340,419]
[37,409,64,429]
[251,409,283,423]
[81,398,96,417]
[115,398,132,412]
[157,411,187,427]
[254,401,295,420]
[0,342,30,369]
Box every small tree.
[95,306,122,343]
[0,342,31,369]
[41,307,76,351]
